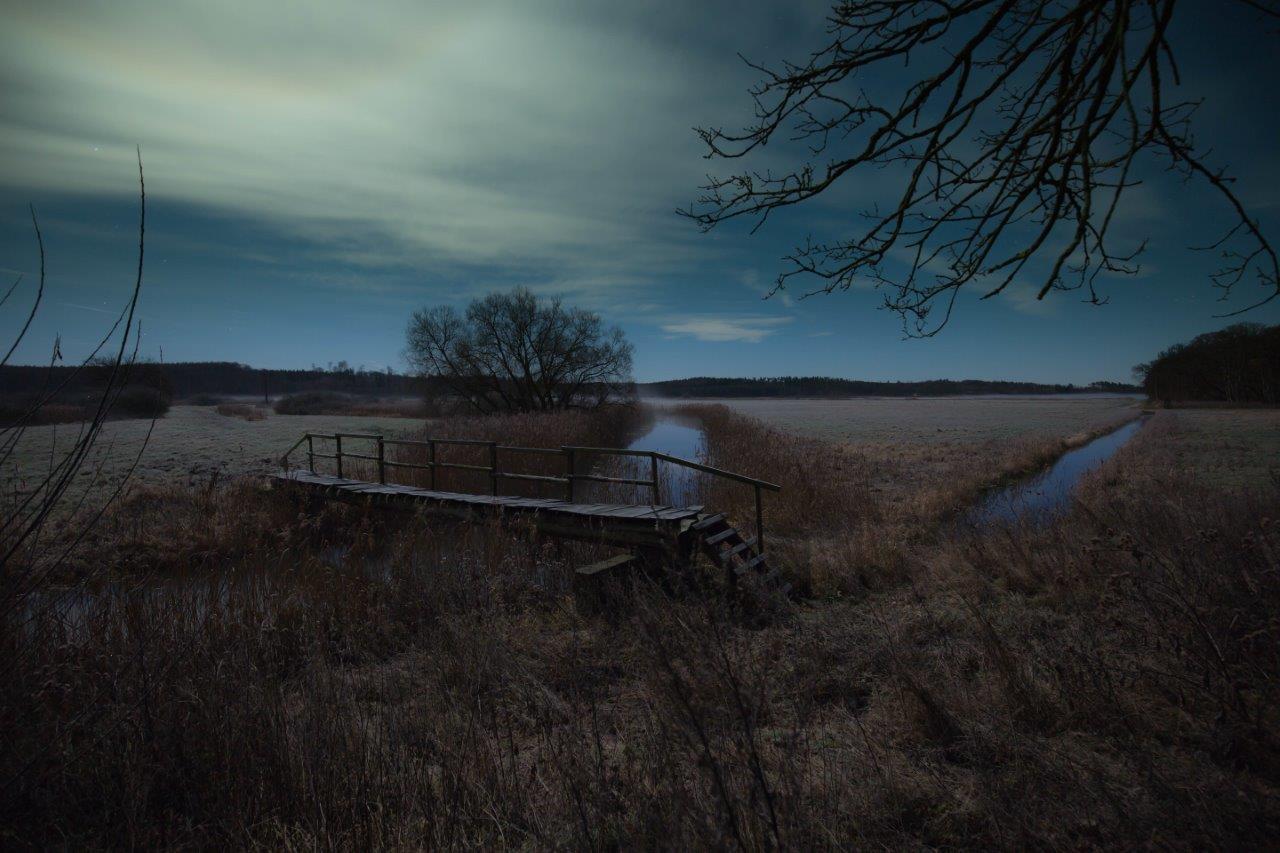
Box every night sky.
[2,0,1277,383]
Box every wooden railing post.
[306,434,314,473]
[564,447,576,502]
[429,439,436,490]
[754,483,764,554]
[650,453,660,505]
[489,441,498,496]
[376,436,386,484]
[335,434,343,478]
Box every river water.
[623,412,705,506]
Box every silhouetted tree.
[404,287,634,413]
[685,1,1280,335]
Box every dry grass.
[0,400,88,427]
[274,391,428,418]
[673,402,1142,595]
[215,402,267,421]
[3,406,1277,848]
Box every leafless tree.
[1,150,150,606]
[405,287,634,413]
[683,0,1280,335]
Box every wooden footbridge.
[273,432,786,596]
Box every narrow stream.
[967,414,1150,526]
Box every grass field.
[1144,408,1280,489]
[2,396,1144,505]
[1,404,420,503]
[650,394,1143,443]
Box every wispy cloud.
[739,268,793,307]
[1001,280,1057,317]
[0,1,756,291]
[661,315,792,343]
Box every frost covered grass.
[0,404,422,505]
[651,394,1141,444]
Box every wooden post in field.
[489,441,499,495]
[306,434,314,473]
[335,434,343,478]
[564,447,576,502]
[376,436,386,484]
[650,453,660,505]
[429,439,436,490]
[754,484,764,554]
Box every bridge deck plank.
[274,470,700,523]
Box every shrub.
[273,391,352,415]
[113,385,171,419]
[184,393,226,406]
[215,402,267,421]
[0,397,88,427]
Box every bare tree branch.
[683,0,1279,336]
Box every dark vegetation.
[0,359,424,404]
[1136,322,1279,405]
[4,405,1278,847]
[112,385,171,419]
[685,0,1279,332]
[644,376,1139,398]
[1,359,173,427]
[272,391,430,418]
[405,286,634,413]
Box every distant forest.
[0,361,425,400]
[640,377,1140,398]
[1135,323,1279,405]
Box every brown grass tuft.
[215,402,267,421]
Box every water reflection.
[624,413,705,506]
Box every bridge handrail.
[282,431,779,550]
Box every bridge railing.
[280,432,781,550]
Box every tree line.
[642,377,1139,399]
[0,360,425,401]
[1135,323,1279,405]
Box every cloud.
[807,330,833,337]
[660,315,792,342]
[1001,280,1057,317]
[0,1,771,290]
[739,268,793,307]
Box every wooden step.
[704,527,739,546]
[724,537,757,559]
[691,512,727,531]
[735,553,768,574]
